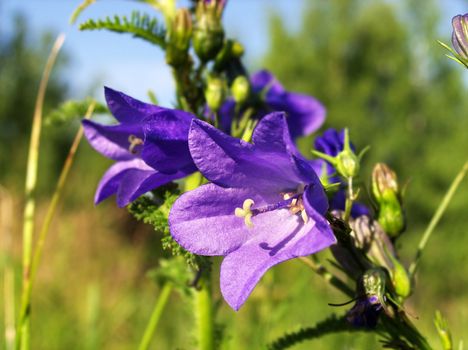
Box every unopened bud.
[193,0,226,62]
[335,129,360,178]
[231,76,250,105]
[205,76,226,112]
[372,163,405,237]
[166,8,192,66]
[312,129,365,179]
[452,14,468,63]
[388,255,411,299]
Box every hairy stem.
[138,283,173,350]
[17,33,65,350]
[408,161,468,278]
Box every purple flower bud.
[452,14,468,60]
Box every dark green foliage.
[267,314,363,350]
[45,98,108,126]
[129,183,209,269]
[79,11,166,48]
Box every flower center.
[128,135,144,154]
[235,189,309,228]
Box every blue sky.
[1,0,466,107]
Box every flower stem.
[17,33,65,350]
[343,176,354,222]
[138,283,173,350]
[408,161,468,278]
[194,270,215,350]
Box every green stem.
[138,283,173,350]
[408,161,468,278]
[17,33,65,350]
[343,176,354,222]
[194,271,214,350]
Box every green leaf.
[44,98,107,126]
[79,11,167,48]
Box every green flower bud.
[231,40,244,58]
[372,163,398,202]
[388,254,411,299]
[336,129,360,178]
[372,163,405,237]
[205,75,226,112]
[231,76,250,105]
[166,8,192,66]
[193,0,225,62]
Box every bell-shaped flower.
[82,87,196,207]
[169,112,336,310]
[217,70,326,139]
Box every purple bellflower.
[314,128,369,217]
[169,112,336,310]
[83,87,196,207]
[218,70,326,139]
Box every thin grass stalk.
[408,161,468,278]
[1,187,15,350]
[17,101,94,347]
[17,33,65,350]
[138,282,173,350]
[30,102,95,285]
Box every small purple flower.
[169,113,336,310]
[83,87,196,207]
[219,70,326,139]
[452,14,468,61]
[314,128,369,217]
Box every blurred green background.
[0,0,467,349]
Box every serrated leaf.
[79,11,167,48]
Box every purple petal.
[251,70,326,138]
[82,119,142,161]
[250,70,284,95]
[220,211,335,310]
[116,165,192,207]
[104,87,165,124]
[188,119,302,191]
[94,159,141,204]
[169,184,276,256]
[268,92,326,138]
[141,109,195,173]
[95,158,191,207]
[303,182,329,216]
